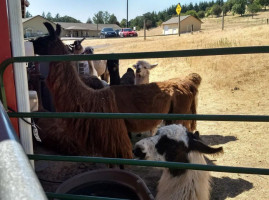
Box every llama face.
[134,124,223,174]
[31,22,66,55]
[73,41,83,51]
[133,60,158,78]
[83,46,94,54]
[133,124,189,162]
[107,60,119,73]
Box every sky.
[27,0,204,23]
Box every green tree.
[108,14,118,24]
[222,3,230,15]
[55,13,60,19]
[205,7,213,17]
[232,3,246,16]
[157,19,163,27]
[103,11,110,24]
[194,3,199,11]
[247,1,261,18]
[53,15,81,23]
[197,10,205,18]
[93,11,105,24]
[226,0,237,10]
[258,0,269,9]
[86,17,93,23]
[212,4,223,17]
[145,19,152,29]
[186,10,198,18]
[120,19,127,27]
[46,12,53,21]
[42,12,45,18]
[129,16,144,29]
[25,11,32,18]
[216,0,224,6]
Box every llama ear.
[55,24,61,37]
[193,131,200,139]
[149,63,158,69]
[190,139,223,155]
[43,22,55,37]
[80,37,86,43]
[133,64,137,69]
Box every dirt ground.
[34,11,269,200]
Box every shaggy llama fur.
[32,22,132,158]
[134,124,223,200]
[110,72,202,132]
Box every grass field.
[63,11,269,199]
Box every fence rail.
[8,112,269,122]
[28,154,269,175]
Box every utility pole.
[127,0,128,27]
[178,14,180,36]
[222,11,224,30]
[144,19,146,40]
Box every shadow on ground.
[211,176,253,200]
[201,135,238,146]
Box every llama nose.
[133,147,146,159]
[136,69,141,73]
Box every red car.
[119,28,138,37]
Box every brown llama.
[32,22,201,156]
[106,59,201,132]
[32,22,132,159]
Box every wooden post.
[191,24,193,34]
[178,14,181,36]
[7,0,34,161]
[222,11,224,30]
[144,19,146,40]
[127,0,128,27]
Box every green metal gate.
[1,46,269,200]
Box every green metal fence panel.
[28,154,269,175]
[1,46,269,200]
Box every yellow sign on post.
[176,3,181,15]
[176,3,181,36]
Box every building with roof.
[162,15,202,35]
[58,22,120,37]
[22,15,64,38]
[22,15,120,38]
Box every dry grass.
[70,10,269,200]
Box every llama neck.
[135,76,149,85]
[110,71,120,85]
[46,60,93,111]
[156,152,211,200]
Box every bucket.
[55,169,154,200]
